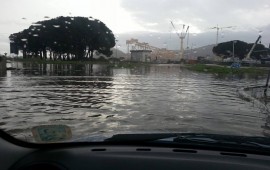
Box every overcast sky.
[1,0,270,54]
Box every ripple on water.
[0,65,268,139]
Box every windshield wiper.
[105,133,179,142]
[105,133,270,151]
[172,134,270,149]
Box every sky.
[0,0,270,54]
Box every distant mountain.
[185,44,216,58]
[94,48,127,59]
[111,48,127,59]
[95,44,218,61]
[171,44,218,60]
[115,31,268,54]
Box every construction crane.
[246,35,262,59]
[210,25,234,45]
[170,21,189,61]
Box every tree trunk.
[86,49,90,59]
[35,51,38,58]
[40,51,43,60]
[43,49,47,60]
[49,51,52,60]
[90,50,94,60]
[53,53,56,60]
[23,50,26,59]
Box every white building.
[130,50,152,62]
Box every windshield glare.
[1,0,270,145]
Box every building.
[130,50,152,62]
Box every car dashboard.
[1,136,270,170]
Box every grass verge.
[185,64,268,75]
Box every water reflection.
[0,70,6,77]
[213,72,266,81]
[262,114,270,137]
[12,62,112,76]
[0,58,6,77]
[0,63,269,141]
[239,85,270,137]
[130,66,150,75]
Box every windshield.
[1,0,270,145]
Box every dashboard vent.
[91,148,106,152]
[136,148,151,151]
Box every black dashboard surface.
[1,132,270,170]
[9,145,270,170]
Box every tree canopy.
[9,16,116,60]
[212,40,269,60]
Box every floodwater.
[0,62,269,142]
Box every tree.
[212,40,249,60]
[213,40,269,60]
[9,16,116,60]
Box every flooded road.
[0,62,269,141]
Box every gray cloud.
[1,0,270,54]
[120,0,270,32]
[115,0,270,51]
